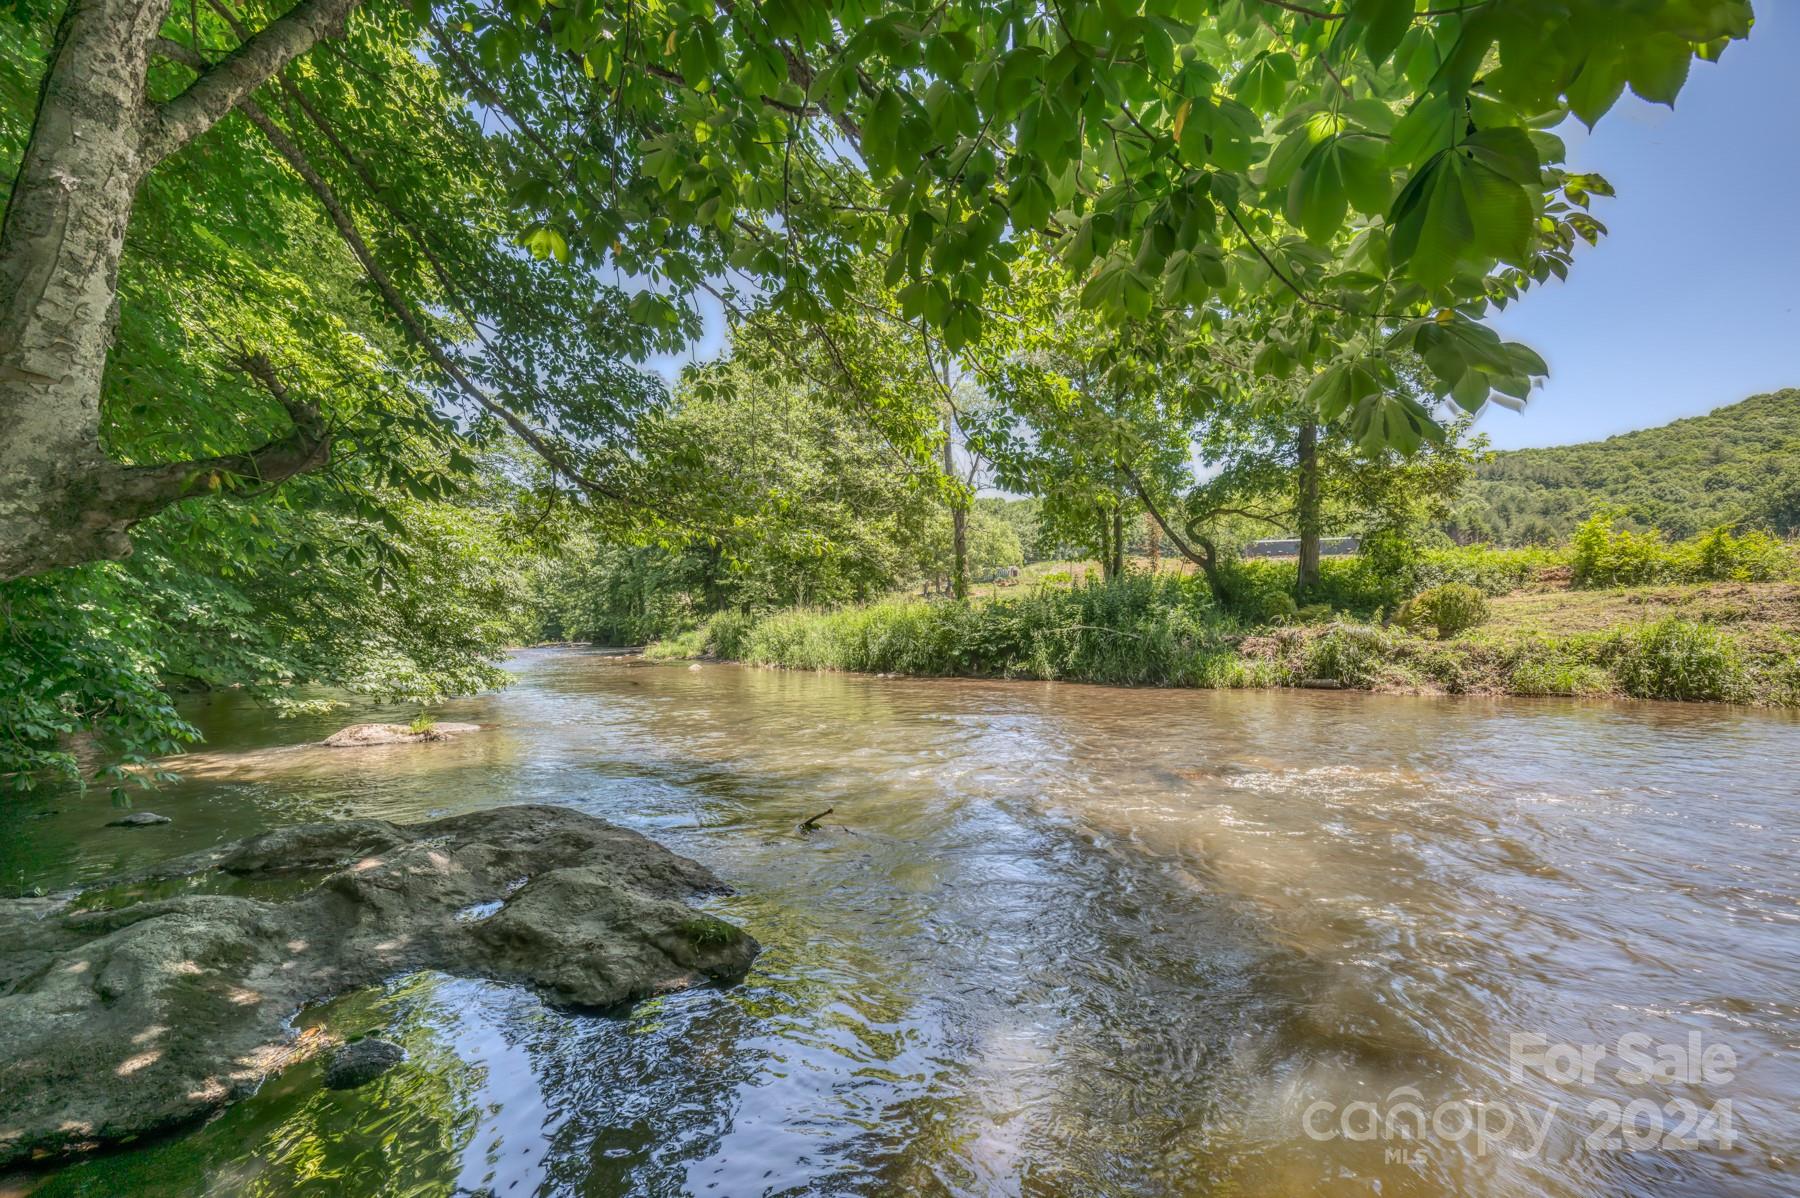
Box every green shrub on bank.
[1509,657,1613,697]
[1303,623,1397,687]
[1412,544,1563,595]
[1605,616,1749,702]
[641,628,706,660]
[1221,543,1560,621]
[1571,512,1794,588]
[1693,526,1791,582]
[1570,512,1674,586]
[653,575,1236,685]
[1396,583,1490,639]
[643,578,1793,708]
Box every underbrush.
[642,576,1795,707]
[657,575,1238,685]
[1235,615,1787,704]
[1602,616,1750,702]
[1220,544,1564,620]
[1571,513,1794,588]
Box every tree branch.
[143,0,363,163]
[1118,459,1223,595]
[228,96,639,508]
[112,350,332,518]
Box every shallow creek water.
[3,649,1797,1197]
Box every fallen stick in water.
[798,807,834,833]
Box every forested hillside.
[1465,390,1800,543]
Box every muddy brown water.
[3,649,1797,1197]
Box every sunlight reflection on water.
[7,649,1798,1197]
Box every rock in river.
[105,811,172,827]
[0,805,757,1167]
[322,1038,406,1090]
[320,721,482,747]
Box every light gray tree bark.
[1296,419,1322,597]
[0,0,360,580]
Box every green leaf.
[1626,33,1692,105]
[1566,48,1626,127]
[1389,98,1455,169]
[1337,135,1391,216]
[1460,158,1532,262]
[1252,341,1294,379]
[1007,170,1054,230]
[863,90,903,172]
[1355,0,1412,67]
[1161,248,1211,305]
[1389,151,1473,287]
[1265,127,1312,190]
[1463,126,1540,186]
[1232,51,1296,114]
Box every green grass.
[656,575,1238,686]
[641,628,708,660]
[644,572,1800,707]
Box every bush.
[1570,513,1794,588]
[1217,558,1300,624]
[1607,617,1748,702]
[1412,544,1563,595]
[641,627,707,660]
[703,575,1236,686]
[1693,526,1791,582]
[1303,623,1395,688]
[1510,657,1613,697]
[1396,583,1490,639]
[1571,511,1676,587]
[1311,555,1404,612]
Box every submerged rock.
[0,804,756,1167]
[323,1038,406,1089]
[105,811,172,827]
[320,721,482,747]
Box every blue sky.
[1482,4,1798,449]
[652,11,1797,452]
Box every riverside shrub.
[1396,583,1490,639]
[1693,526,1791,582]
[1571,513,1794,588]
[1303,623,1395,688]
[721,576,1231,685]
[1607,617,1748,702]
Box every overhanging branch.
[143,0,362,163]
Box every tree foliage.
[1465,389,1800,543]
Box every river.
[3,649,1797,1197]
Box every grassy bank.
[644,568,1800,707]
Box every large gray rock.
[0,805,756,1167]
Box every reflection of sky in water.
[8,650,1800,1197]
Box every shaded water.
[3,650,1797,1197]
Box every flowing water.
[3,650,1797,1197]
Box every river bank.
[641,576,1800,705]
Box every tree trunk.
[941,408,967,600]
[1296,419,1321,599]
[1118,464,1226,603]
[1145,512,1161,574]
[0,0,172,575]
[1095,506,1113,581]
[0,0,360,581]
[1112,505,1125,578]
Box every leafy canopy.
[452,0,1752,444]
